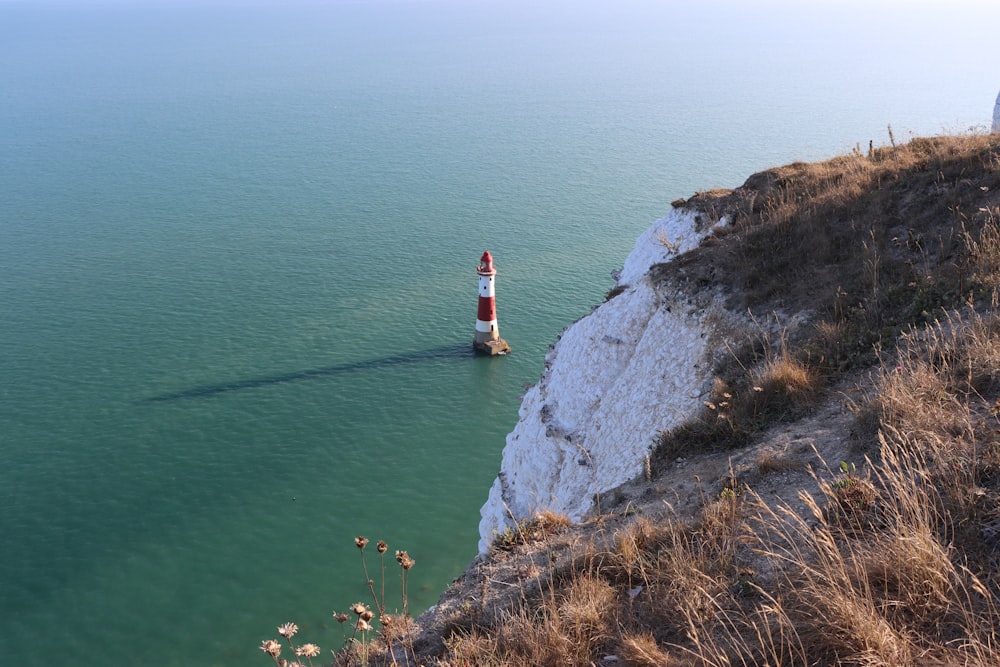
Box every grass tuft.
[491,510,572,552]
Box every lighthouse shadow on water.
[141,344,476,403]
[143,251,511,403]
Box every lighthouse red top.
[477,250,496,276]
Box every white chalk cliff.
[478,207,738,553]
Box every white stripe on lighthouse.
[479,274,494,298]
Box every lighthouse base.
[473,338,511,356]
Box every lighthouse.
[473,250,511,355]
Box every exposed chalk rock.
[478,208,734,553]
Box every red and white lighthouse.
[474,250,510,355]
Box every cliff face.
[478,208,738,552]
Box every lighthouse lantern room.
[473,250,511,355]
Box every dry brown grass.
[653,333,823,466]
[744,421,1000,666]
[654,132,1000,468]
[618,632,676,667]
[661,132,1000,371]
[434,570,618,666]
[429,357,1000,665]
[491,509,572,552]
[754,449,806,475]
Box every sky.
[2,0,997,133]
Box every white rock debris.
[478,208,729,553]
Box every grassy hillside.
[265,133,1000,666]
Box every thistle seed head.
[259,639,282,657]
[395,550,415,570]
[295,643,321,658]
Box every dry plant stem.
[360,550,383,615]
[380,552,386,614]
[401,565,409,617]
[388,642,400,667]
[407,634,419,667]
[353,637,368,667]
[336,622,348,648]
[380,614,400,667]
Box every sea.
[1,1,995,664]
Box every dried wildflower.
[355,536,369,550]
[356,618,371,632]
[381,613,394,626]
[350,602,367,616]
[295,643,321,658]
[332,611,350,624]
[360,608,374,622]
[259,639,282,657]
[376,539,388,554]
[277,622,298,638]
[395,550,415,570]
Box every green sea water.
[1,1,996,664]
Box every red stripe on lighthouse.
[477,296,496,322]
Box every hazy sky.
[2,0,997,136]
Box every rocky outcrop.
[478,207,741,553]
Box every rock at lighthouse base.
[474,338,511,356]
